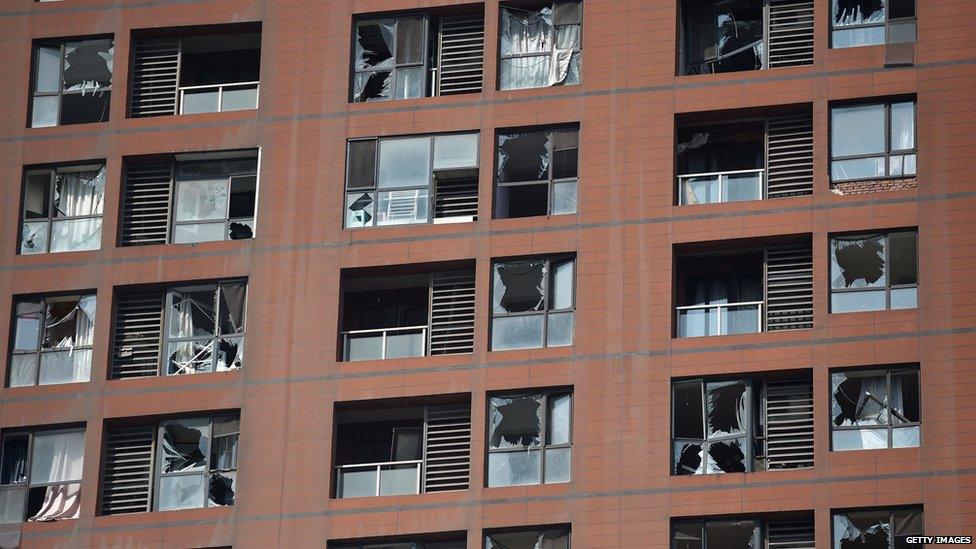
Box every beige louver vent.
[767,0,814,68]
[762,380,814,470]
[423,404,471,492]
[766,518,815,549]
[129,37,181,118]
[100,425,156,515]
[112,292,164,379]
[429,270,476,355]
[764,244,813,331]
[121,163,174,246]
[436,15,485,95]
[766,115,814,198]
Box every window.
[331,533,466,549]
[120,150,258,246]
[20,164,105,254]
[829,230,918,312]
[164,281,246,375]
[30,38,113,127]
[831,0,916,48]
[345,133,479,228]
[491,256,575,350]
[830,100,916,182]
[494,127,578,218]
[679,0,763,75]
[832,508,923,548]
[485,526,570,548]
[831,366,920,450]
[672,374,814,475]
[351,7,485,102]
[673,516,815,549]
[0,428,85,523]
[154,414,238,510]
[487,390,572,487]
[9,294,95,387]
[499,1,581,90]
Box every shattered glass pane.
[353,71,392,102]
[543,447,571,483]
[497,132,550,183]
[355,20,395,70]
[167,340,215,375]
[489,396,543,449]
[30,431,84,483]
[208,471,236,506]
[706,438,747,473]
[53,168,104,217]
[378,138,431,189]
[216,337,244,371]
[169,288,217,338]
[493,261,546,313]
[487,528,570,549]
[228,219,254,240]
[20,221,49,254]
[673,521,703,549]
[674,441,704,475]
[491,315,544,350]
[500,6,553,56]
[673,382,704,439]
[346,191,375,227]
[833,510,890,548]
[831,371,888,427]
[157,474,206,511]
[62,39,113,91]
[42,297,81,349]
[161,418,209,473]
[831,236,886,289]
[487,450,541,487]
[832,0,886,28]
[705,520,758,549]
[706,381,747,437]
[35,46,61,93]
[433,134,479,170]
[14,301,43,351]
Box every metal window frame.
[670,517,762,549]
[497,1,583,91]
[169,155,259,243]
[829,365,921,450]
[30,38,114,127]
[679,0,769,75]
[829,0,917,48]
[8,293,96,387]
[0,427,86,523]
[343,132,481,229]
[151,413,239,512]
[351,15,432,102]
[493,126,580,219]
[829,99,918,182]
[161,280,247,376]
[671,378,755,475]
[484,524,572,549]
[489,255,577,351]
[19,164,106,254]
[830,506,924,549]
[828,230,919,312]
[485,390,573,487]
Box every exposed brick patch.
[831,177,918,195]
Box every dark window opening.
[330,532,466,549]
[832,507,923,549]
[831,365,920,450]
[677,122,764,205]
[30,38,114,127]
[494,127,578,219]
[680,0,763,75]
[676,252,763,337]
[485,525,571,549]
[673,514,815,549]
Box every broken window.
[0,428,85,524]
[485,526,571,549]
[499,1,581,90]
[832,508,923,548]
[673,379,751,475]
[20,164,105,254]
[831,366,920,451]
[352,7,485,102]
[680,0,763,75]
[30,38,113,127]
[345,133,479,228]
[155,414,238,510]
[491,257,575,350]
[487,391,571,487]
[830,230,917,312]
[674,516,816,549]
[676,122,765,204]
[164,281,246,375]
[831,99,916,182]
[331,533,466,549]
[8,294,95,387]
[832,0,915,48]
[495,127,578,218]
[171,153,258,243]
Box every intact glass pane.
[0,437,28,484]
[344,333,384,361]
[831,27,886,48]
[338,468,377,498]
[548,394,572,444]
[394,67,423,99]
[173,222,226,243]
[377,138,431,188]
[221,86,258,111]
[375,189,429,226]
[433,134,479,169]
[39,349,91,385]
[892,426,920,448]
[673,382,704,439]
[831,290,886,312]
[723,172,762,202]
[181,89,220,114]
[831,104,885,156]
[395,17,425,64]
[891,102,915,151]
[23,173,51,219]
[550,260,574,309]
[487,450,541,487]
[384,330,425,359]
[832,428,888,450]
[544,447,571,483]
[723,304,761,335]
[50,218,101,252]
[491,315,544,350]
[30,431,85,483]
[890,288,917,309]
[157,474,206,510]
[175,179,228,221]
[546,311,574,347]
[0,487,26,525]
[889,231,918,285]
[21,222,49,254]
[35,47,61,93]
[31,95,59,128]
[681,175,720,205]
[831,157,886,181]
[500,55,551,90]
[904,153,916,175]
[8,355,38,388]
[346,140,377,189]
[378,463,419,495]
[892,370,921,423]
[14,301,43,351]
[551,180,577,214]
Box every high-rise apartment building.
[0,0,972,547]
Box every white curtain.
[27,483,81,522]
[54,169,104,218]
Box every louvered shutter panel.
[112,292,164,379]
[436,15,485,95]
[101,425,156,515]
[434,176,478,221]
[766,115,813,198]
[766,0,814,68]
[766,518,815,549]
[763,380,814,470]
[429,270,476,355]
[764,244,813,331]
[129,38,181,118]
[423,404,471,492]
[121,163,174,246]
